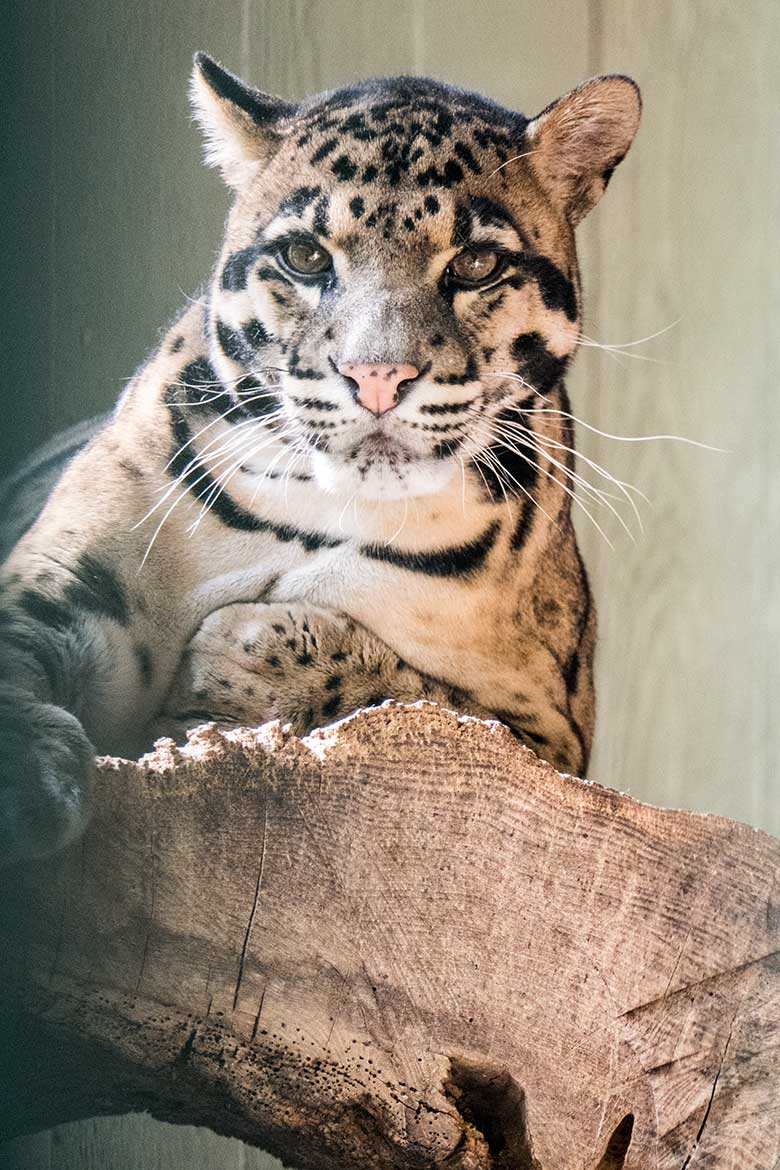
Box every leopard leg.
[154,601,497,742]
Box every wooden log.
[1,703,779,1169]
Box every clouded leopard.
[0,55,641,861]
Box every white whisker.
[384,496,410,546]
[578,318,681,350]
[491,421,636,542]
[525,407,726,452]
[457,455,468,518]
[475,447,515,528]
[136,420,287,565]
[485,147,539,179]
[141,407,285,518]
[281,443,311,509]
[338,490,357,532]
[191,426,297,530]
[163,393,279,471]
[473,441,561,534]
[485,370,550,402]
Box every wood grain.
[3,2,779,1165]
[2,705,779,1168]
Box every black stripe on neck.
[164,391,342,552]
[360,520,499,578]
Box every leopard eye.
[447,249,504,287]
[279,240,333,277]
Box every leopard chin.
[310,448,457,501]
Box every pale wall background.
[3,0,778,1165]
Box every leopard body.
[0,57,641,859]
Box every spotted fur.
[0,55,641,860]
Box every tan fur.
[0,60,640,860]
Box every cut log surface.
[1,703,779,1169]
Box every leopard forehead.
[242,76,538,244]
[288,76,527,189]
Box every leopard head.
[192,54,640,502]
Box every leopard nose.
[338,361,419,416]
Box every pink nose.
[338,361,419,416]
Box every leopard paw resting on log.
[0,56,641,860]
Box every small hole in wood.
[444,1058,540,1169]
[596,1113,634,1169]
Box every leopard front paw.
[159,602,376,738]
[0,688,95,864]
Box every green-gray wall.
[4,1,778,1165]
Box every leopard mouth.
[310,431,457,501]
[360,429,406,458]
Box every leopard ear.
[525,75,641,225]
[190,52,298,189]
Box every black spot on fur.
[416,159,464,188]
[424,194,440,215]
[221,245,262,292]
[0,623,65,699]
[451,203,472,247]
[170,335,185,353]
[511,499,536,551]
[563,649,579,693]
[135,644,154,686]
[484,290,506,316]
[289,348,326,381]
[177,356,223,405]
[244,318,272,350]
[321,693,343,719]
[291,396,338,412]
[332,155,358,181]
[361,521,499,578]
[216,319,248,365]
[279,186,321,216]
[257,265,293,286]
[63,553,130,626]
[18,590,73,631]
[237,375,278,417]
[494,710,549,747]
[349,195,365,219]
[454,141,482,173]
[522,255,578,321]
[602,152,626,189]
[311,138,338,163]
[420,399,473,416]
[470,195,517,234]
[362,164,379,183]
[312,194,330,237]
[511,332,568,394]
[433,438,462,459]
